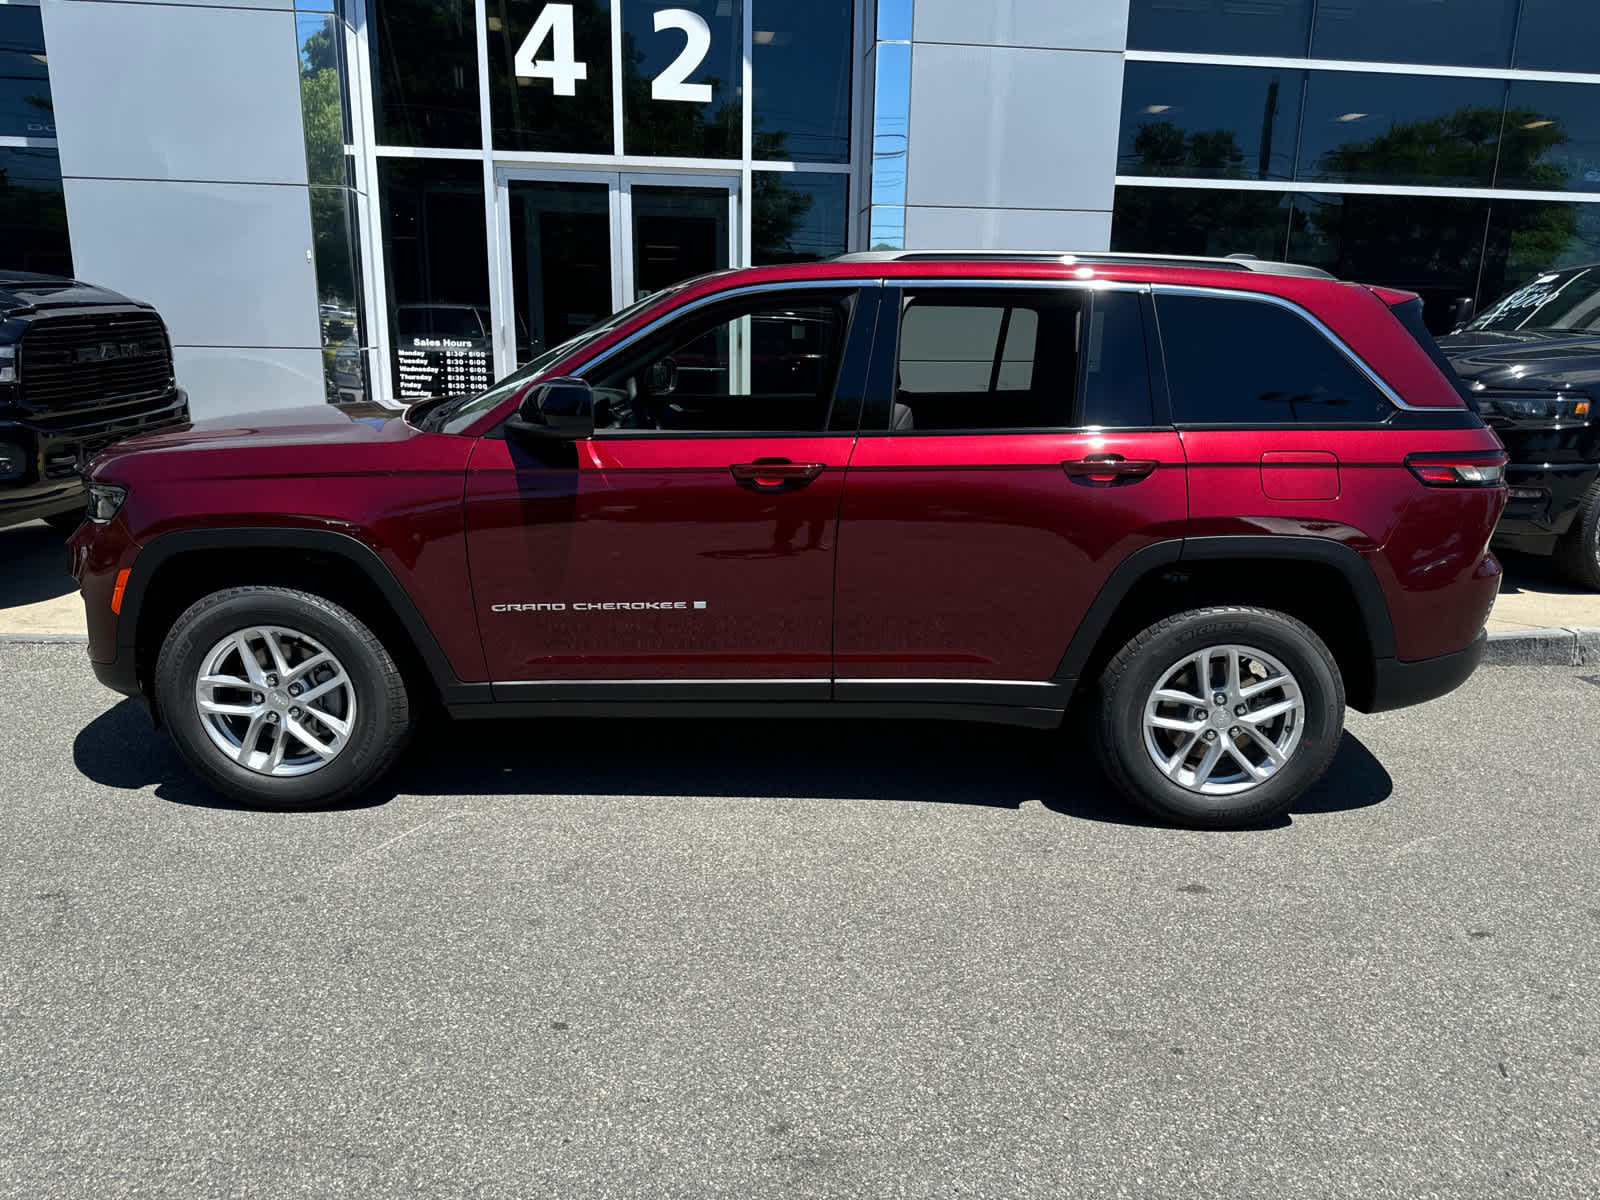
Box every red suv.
[68,253,1507,828]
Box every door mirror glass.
[509,376,595,442]
[647,356,679,395]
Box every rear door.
[832,283,1189,697]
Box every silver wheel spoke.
[232,712,267,765]
[262,630,292,678]
[1162,730,1201,777]
[265,724,289,773]
[1240,674,1284,700]
[1191,738,1224,784]
[1224,741,1269,780]
[297,670,348,704]
[1154,687,1206,707]
[1149,713,1205,732]
[198,699,258,717]
[287,651,333,685]
[286,717,339,759]
[1241,725,1288,766]
[233,635,267,687]
[1226,648,1242,695]
[1242,697,1299,725]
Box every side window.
[1154,293,1395,424]
[585,293,850,433]
[892,290,1079,431]
[1081,291,1155,428]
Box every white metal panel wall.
[40,0,321,416]
[903,1,1129,251]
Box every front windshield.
[423,287,683,435]
[1467,267,1600,334]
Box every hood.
[85,403,433,485]
[1437,328,1600,393]
[0,272,147,314]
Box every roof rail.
[830,249,1334,279]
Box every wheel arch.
[121,528,481,717]
[1054,536,1398,713]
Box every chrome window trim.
[1150,283,1423,413]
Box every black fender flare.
[1051,535,1398,689]
[115,527,484,705]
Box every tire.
[42,510,83,534]
[1553,478,1600,590]
[1095,606,1345,830]
[153,586,411,810]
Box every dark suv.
[70,253,1506,828]
[2,272,188,530]
[1438,264,1600,587]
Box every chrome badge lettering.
[491,600,708,613]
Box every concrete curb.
[0,633,88,644]
[1485,626,1600,667]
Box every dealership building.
[6,0,1598,416]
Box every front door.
[464,285,879,686]
[494,168,739,378]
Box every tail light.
[1405,451,1508,487]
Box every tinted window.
[487,0,613,153]
[1081,293,1154,428]
[1119,63,1302,181]
[1310,0,1518,68]
[1495,84,1600,193]
[1478,207,1600,319]
[890,291,1081,431]
[0,7,52,139]
[1155,293,1393,424]
[1296,73,1506,188]
[1515,0,1600,72]
[1112,186,1292,261]
[1127,0,1313,58]
[586,295,848,433]
[1287,191,1490,332]
[623,0,742,159]
[753,0,851,164]
[0,146,72,276]
[752,171,848,264]
[1469,267,1600,334]
[371,0,481,148]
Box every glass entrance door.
[495,169,738,377]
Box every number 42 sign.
[515,2,714,103]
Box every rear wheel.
[1095,606,1344,829]
[154,586,411,809]
[1553,478,1600,590]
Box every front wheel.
[1553,477,1600,590]
[1095,606,1345,829]
[154,586,411,809]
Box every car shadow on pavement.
[72,699,1393,828]
[0,522,76,608]
[1496,550,1585,596]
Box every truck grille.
[18,311,174,414]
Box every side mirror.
[506,376,594,444]
[1450,295,1476,330]
[647,356,678,396]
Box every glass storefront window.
[622,0,742,159]
[1514,0,1600,73]
[752,0,851,164]
[508,180,613,366]
[1110,186,1292,261]
[1310,0,1518,69]
[0,146,71,275]
[631,185,729,296]
[1,7,53,139]
[371,0,481,148]
[1481,201,1600,304]
[312,187,366,401]
[1495,84,1600,194]
[868,206,904,251]
[298,12,349,186]
[1296,73,1506,188]
[379,160,493,400]
[1119,63,1302,182]
[1287,191,1490,329]
[487,0,614,153]
[1128,0,1312,59]
[753,171,847,264]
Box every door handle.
[1062,454,1159,483]
[730,458,826,492]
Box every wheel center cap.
[1212,707,1234,730]
[268,690,288,709]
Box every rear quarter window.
[1153,292,1395,425]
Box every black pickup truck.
[1,272,189,531]
[1439,264,1600,589]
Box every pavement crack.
[328,811,467,875]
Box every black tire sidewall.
[1099,610,1344,828]
[154,589,404,809]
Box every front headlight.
[85,481,127,523]
[1477,393,1592,422]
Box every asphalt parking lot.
[2,641,1596,1198]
